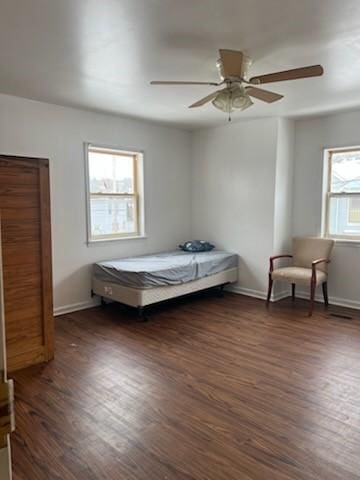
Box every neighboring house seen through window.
[324,147,360,240]
[86,144,144,242]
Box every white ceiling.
[1,0,360,129]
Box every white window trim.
[84,142,146,245]
[322,145,360,244]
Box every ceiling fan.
[150,49,324,119]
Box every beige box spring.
[92,268,238,307]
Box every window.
[323,147,360,239]
[86,144,144,242]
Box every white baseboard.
[227,284,267,300]
[227,284,288,302]
[295,292,360,311]
[54,298,100,316]
[228,284,360,311]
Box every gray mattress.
[93,250,238,289]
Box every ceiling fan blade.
[219,49,244,78]
[250,65,324,84]
[150,80,219,86]
[189,90,222,108]
[246,86,283,103]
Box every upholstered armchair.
[266,237,335,316]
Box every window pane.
[89,150,134,194]
[90,196,137,237]
[328,196,360,236]
[331,150,360,193]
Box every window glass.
[89,151,134,194]
[330,151,360,193]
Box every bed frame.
[91,267,238,319]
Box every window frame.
[85,143,145,244]
[323,146,360,241]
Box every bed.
[91,249,238,317]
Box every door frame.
[0,218,12,480]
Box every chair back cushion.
[292,237,334,272]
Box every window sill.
[87,235,147,247]
[333,238,360,248]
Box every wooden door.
[0,221,13,480]
[0,155,54,372]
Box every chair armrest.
[312,258,330,267]
[311,258,331,282]
[269,255,293,272]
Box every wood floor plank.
[10,293,360,479]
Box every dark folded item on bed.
[93,250,238,289]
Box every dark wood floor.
[10,292,360,480]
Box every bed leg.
[218,284,225,298]
[100,297,106,307]
[137,306,148,322]
[91,289,95,298]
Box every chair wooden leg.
[322,282,329,307]
[266,274,273,305]
[309,279,316,316]
[291,283,296,300]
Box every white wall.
[273,118,295,253]
[191,118,280,297]
[0,94,192,314]
[293,110,360,308]
[272,118,295,297]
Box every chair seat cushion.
[272,266,327,285]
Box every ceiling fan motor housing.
[216,55,252,82]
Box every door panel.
[0,155,54,372]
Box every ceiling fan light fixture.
[232,92,253,110]
[212,86,253,113]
